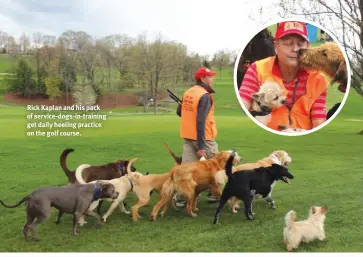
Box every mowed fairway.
[0,68,362,252]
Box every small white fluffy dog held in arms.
[283,205,328,252]
[250,81,287,125]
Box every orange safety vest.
[255,57,328,130]
[180,85,217,140]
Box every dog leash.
[287,79,299,125]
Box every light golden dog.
[125,158,173,221]
[251,81,287,125]
[75,164,144,225]
[215,150,292,213]
[150,151,242,221]
[283,205,328,252]
[299,42,347,88]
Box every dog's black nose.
[281,100,286,105]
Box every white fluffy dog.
[251,81,287,125]
[283,205,328,251]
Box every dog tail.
[285,210,296,228]
[75,164,91,184]
[0,196,30,208]
[126,158,139,183]
[60,149,75,180]
[225,150,236,180]
[163,142,182,165]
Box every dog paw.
[193,208,199,211]
[101,217,107,223]
[124,211,131,215]
[232,209,238,213]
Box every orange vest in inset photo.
[255,57,328,130]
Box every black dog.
[213,151,294,224]
[0,182,118,241]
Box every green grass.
[0,64,362,252]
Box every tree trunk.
[154,72,159,115]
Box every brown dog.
[150,151,242,221]
[214,150,292,212]
[60,148,137,184]
[57,148,137,223]
[298,42,347,89]
[125,158,173,221]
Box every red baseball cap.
[275,21,309,42]
[195,67,217,80]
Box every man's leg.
[182,139,199,164]
[204,140,220,203]
[175,139,199,207]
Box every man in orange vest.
[239,21,328,131]
[175,67,219,207]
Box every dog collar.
[126,175,134,191]
[93,183,101,201]
[119,164,125,176]
[270,154,281,165]
[250,109,271,117]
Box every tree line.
[0,30,237,113]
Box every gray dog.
[0,181,119,241]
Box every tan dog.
[215,150,292,212]
[75,164,144,225]
[125,158,173,221]
[251,82,287,125]
[150,151,242,221]
[283,205,328,252]
[298,42,347,88]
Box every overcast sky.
[0,0,287,56]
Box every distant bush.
[4,59,37,97]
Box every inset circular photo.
[234,19,350,136]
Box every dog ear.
[332,61,347,85]
[321,49,327,57]
[312,205,316,214]
[321,206,328,214]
